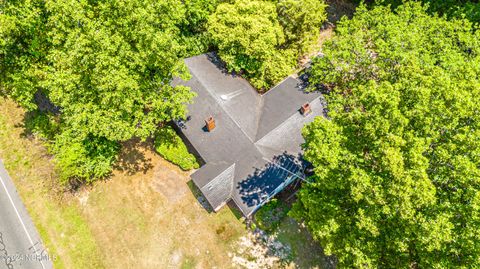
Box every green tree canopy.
[1,0,198,182]
[277,0,328,53]
[178,0,220,55]
[207,0,327,89]
[0,0,48,109]
[44,0,195,141]
[293,3,480,268]
[381,0,480,22]
[208,0,294,89]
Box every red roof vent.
[300,103,311,116]
[205,116,216,132]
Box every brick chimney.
[205,116,216,131]
[300,103,311,116]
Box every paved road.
[0,160,53,269]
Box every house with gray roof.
[173,53,324,217]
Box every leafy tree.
[44,0,195,141]
[277,0,328,54]
[1,0,197,183]
[179,0,220,55]
[293,3,480,268]
[207,0,328,89]
[380,0,480,22]
[0,0,49,109]
[208,0,296,89]
[181,0,219,34]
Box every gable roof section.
[194,162,236,210]
[231,152,304,215]
[174,53,324,216]
[191,161,233,189]
[181,53,321,144]
[172,68,252,165]
[255,97,325,159]
[255,77,320,141]
[183,54,262,142]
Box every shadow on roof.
[236,152,304,210]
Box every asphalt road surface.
[0,160,53,269]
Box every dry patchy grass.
[80,140,246,268]
[0,97,326,268]
[0,97,246,268]
[0,98,104,269]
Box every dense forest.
[293,2,480,268]
[381,0,480,21]
[1,0,480,268]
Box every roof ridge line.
[188,67,256,143]
[260,75,295,98]
[251,94,265,141]
[254,97,320,145]
[253,77,317,142]
[254,143,285,158]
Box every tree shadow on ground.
[114,138,154,175]
[272,217,337,269]
[246,184,337,268]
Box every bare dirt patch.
[151,162,190,204]
[299,27,334,67]
[299,0,357,67]
[232,229,291,269]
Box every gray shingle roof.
[255,76,319,141]
[174,53,324,216]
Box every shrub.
[24,111,59,140]
[52,131,120,185]
[154,126,199,170]
[255,198,289,232]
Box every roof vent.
[205,116,216,132]
[300,103,311,116]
